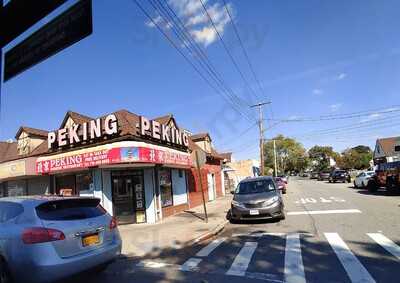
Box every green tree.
[338,145,372,169]
[263,135,309,174]
[308,145,339,171]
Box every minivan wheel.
[0,258,11,283]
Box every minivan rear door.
[35,198,113,258]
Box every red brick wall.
[162,203,189,218]
[187,163,222,209]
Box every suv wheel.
[0,258,11,283]
[367,180,378,193]
[386,179,398,195]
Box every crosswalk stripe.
[284,233,306,283]
[367,233,400,260]
[287,209,361,216]
[180,258,202,271]
[196,237,226,257]
[325,233,375,283]
[226,242,258,277]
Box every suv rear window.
[0,201,24,223]
[36,198,106,221]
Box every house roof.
[208,148,225,160]
[59,110,93,129]
[190,132,211,142]
[0,109,186,163]
[0,141,18,162]
[219,152,232,162]
[153,114,179,129]
[15,126,48,139]
[376,136,400,157]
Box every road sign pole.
[195,150,208,223]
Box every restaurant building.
[0,110,224,225]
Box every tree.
[337,145,372,170]
[308,145,339,171]
[263,135,309,174]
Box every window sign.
[159,169,173,207]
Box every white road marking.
[196,237,226,257]
[367,233,400,260]
[287,209,361,216]
[324,233,376,283]
[232,232,286,238]
[180,258,202,271]
[136,261,177,269]
[284,233,306,283]
[245,271,284,283]
[226,242,258,276]
[295,197,345,204]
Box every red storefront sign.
[36,146,191,174]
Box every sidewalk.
[118,195,232,257]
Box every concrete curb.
[185,220,229,247]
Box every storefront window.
[159,168,173,207]
[7,180,27,197]
[0,183,4,198]
[76,172,93,195]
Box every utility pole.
[273,139,278,177]
[250,102,271,176]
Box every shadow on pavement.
[63,230,400,283]
[356,188,400,197]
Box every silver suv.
[0,197,121,283]
[230,176,285,222]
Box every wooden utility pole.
[250,102,271,175]
[195,150,208,223]
[273,139,278,177]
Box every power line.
[266,105,400,122]
[293,114,400,139]
[155,0,256,122]
[198,0,260,103]
[221,0,275,121]
[133,0,254,123]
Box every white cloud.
[312,88,323,95]
[146,0,234,47]
[330,103,342,112]
[360,113,381,122]
[336,73,347,80]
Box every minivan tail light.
[22,227,65,244]
[109,217,118,230]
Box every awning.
[36,141,192,174]
[0,157,37,180]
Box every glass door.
[111,170,146,224]
[112,176,135,224]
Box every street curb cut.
[118,220,229,260]
[185,220,229,246]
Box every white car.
[354,171,375,188]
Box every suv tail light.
[22,227,65,244]
[109,216,118,230]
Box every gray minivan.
[230,176,285,222]
[0,196,121,283]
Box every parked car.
[301,172,310,178]
[310,172,319,179]
[0,197,122,283]
[367,161,400,194]
[318,171,331,181]
[329,170,351,183]
[277,175,288,184]
[230,176,285,222]
[274,177,287,194]
[354,171,375,188]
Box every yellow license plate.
[82,234,100,247]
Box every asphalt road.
[73,178,400,283]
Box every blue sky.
[1,0,400,160]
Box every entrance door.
[207,173,215,201]
[112,172,146,224]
